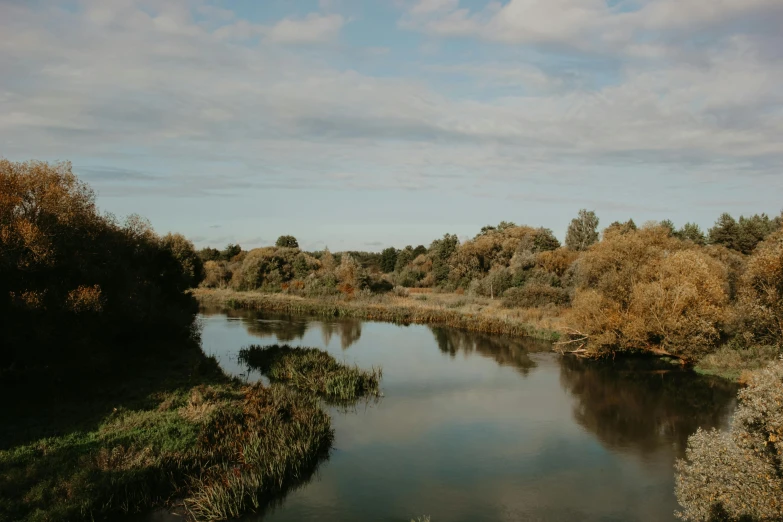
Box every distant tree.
[320,248,336,272]
[430,233,460,285]
[533,227,561,252]
[275,235,299,249]
[222,243,242,261]
[604,219,637,239]
[380,247,398,273]
[198,247,222,262]
[676,222,706,245]
[736,214,778,254]
[565,209,600,251]
[708,213,740,251]
[395,246,415,272]
[709,213,780,254]
[659,219,676,236]
[412,245,428,258]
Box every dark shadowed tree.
[565,209,600,251]
[198,247,221,262]
[380,247,398,273]
[412,245,428,257]
[533,227,561,252]
[222,243,242,261]
[708,213,740,251]
[676,222,706,245]
[275,235,299,249]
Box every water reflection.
[187,311,739,522]
[320,319,362,350]
[200,307,362,350]
[430,326,550,376]
[559,356,737,456]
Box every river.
[191,307,737,522]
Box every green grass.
[695,343,781,382]
[0,336,382,521]
[238,344,382,403]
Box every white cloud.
[266,13,345,44]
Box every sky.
[1,0,782,251]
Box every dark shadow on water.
[430,326,552,376]
[558,355,739,456]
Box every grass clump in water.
[238,344,382,402]
[183,383,332,520]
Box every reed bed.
[193,289,561,342]
[238,344,382,402]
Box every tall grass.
[238,344,382,402]
[195,289,561,342]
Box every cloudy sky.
[2,0,782,251]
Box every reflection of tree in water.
[225,309,309,342]
[320,319,362,350]
[558,356,738,456]
[430,327,550,376]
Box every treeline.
[200,209,782,362]
[0,160,204,369]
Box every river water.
[194,307,737,522]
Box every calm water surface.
[194,308,737,522]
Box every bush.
[503,283,569,308]
[736,230,783,346]
[570,226,730,359]
[675,359,783,521]
[201,260,230,288]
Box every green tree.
[565,209,600,251]
[430,234,459,286]
[275,235,299,249]
[676,222,706,245]
[395,246,415,272]
[380,247,398,273]
[412,245,428,257]
[198,247,221,262]
[222,243,242,261]
[708,213,740,251]
[533,227,561,252]
[659,219,676,236]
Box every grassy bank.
[193,288,563,342]
[239,344,382,403]
[0,337,381,521]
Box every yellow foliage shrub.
[570,226,730,359]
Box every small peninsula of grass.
[0,337,383,522]
[238,344,382,402]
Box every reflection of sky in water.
[196,309,737,522]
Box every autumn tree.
[570,225,729,359]
[565,209,600,251]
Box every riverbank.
[0,338,380,522]
[192,288,564,342]
[193,289,782,383]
